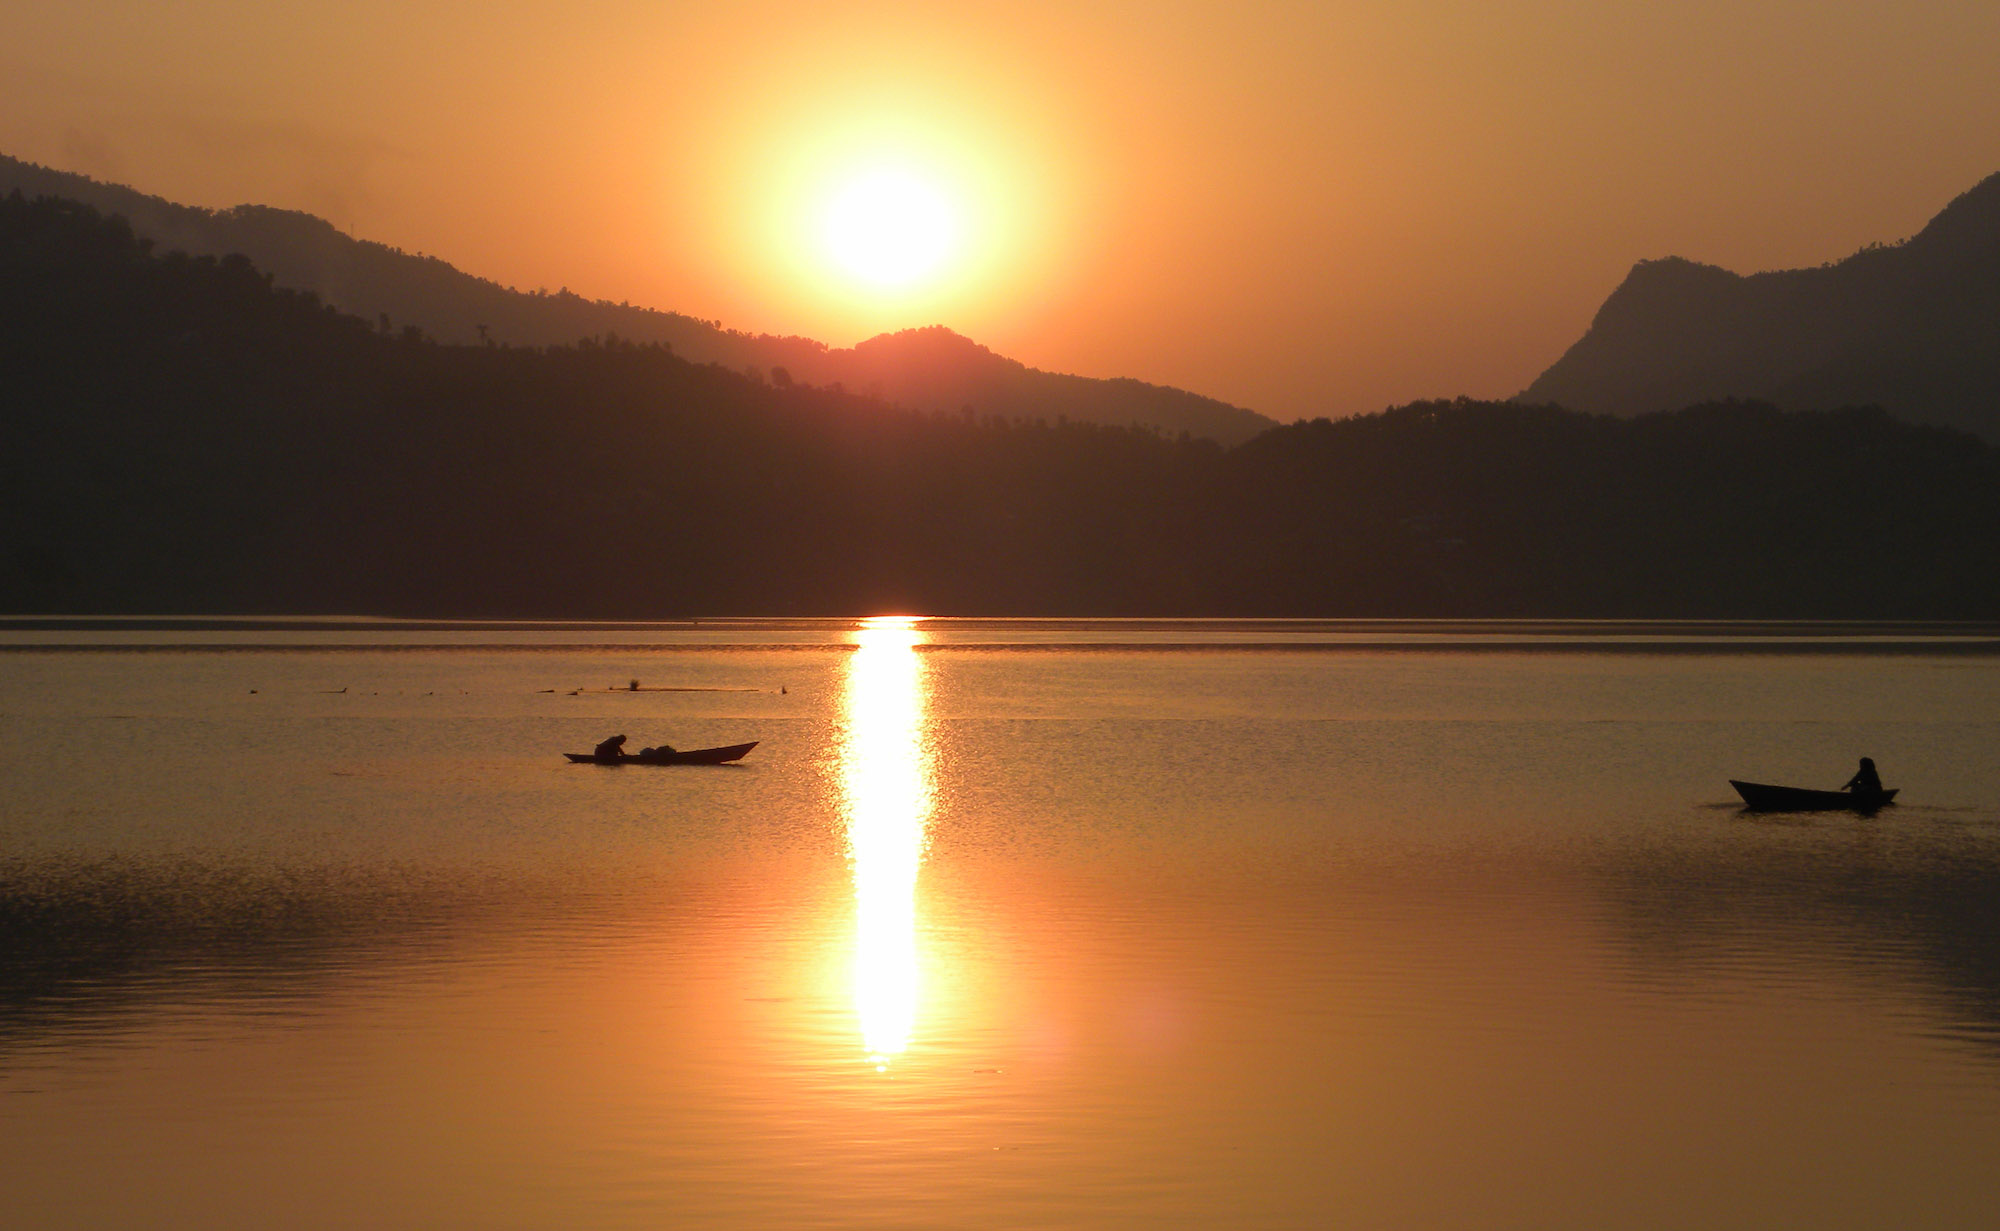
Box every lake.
[3,618,1999,1229]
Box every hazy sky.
[5,1,1998,420]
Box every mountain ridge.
[9,192,1999,618]
[1520,169,2000,438]
[0,153,1275,445]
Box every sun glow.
[695,72,1072,338]
[837,616,934,1068]
[822,168,960,289]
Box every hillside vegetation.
[0,154,1274,446]
[7,193,2000,617]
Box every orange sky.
[5,1,1998,420]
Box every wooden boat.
[1729,779,1896,812]
[565,741,758,765]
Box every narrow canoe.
[1729,780,1896,812]
[565,741,758,765]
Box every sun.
[821,167,961,290]
[731,112,1054,327]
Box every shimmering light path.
[8,625,2000,1229]
[836,617,934,1068]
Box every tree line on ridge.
[6,193,1999,618]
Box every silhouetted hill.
[0,153,1274,445]
[826,326,1247,439]
[1522,170,2000,439]
[7,194,2000,617]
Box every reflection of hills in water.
[0,856,529,1048]
[1601,822,2000,1053]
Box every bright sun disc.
[823,169,958,289]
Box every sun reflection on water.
[837,616,934,1069]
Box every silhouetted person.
[594,733,627,762]
[1843,757,1882,794]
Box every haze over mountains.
[6,191,1999,618]
[1523,171,2000,440]
[11,152,1998,447]
[0,154,1276,446]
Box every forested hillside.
[0,155,1274,445]
[7,193,2000,617]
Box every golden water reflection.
[837,616,934,1068]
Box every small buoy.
[248,689,258,694]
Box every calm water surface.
[3,619,1999,1229]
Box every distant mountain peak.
[1520,167,2000,438]
[0,152,1276,446]
[1622,254,1736,283]
[850,325,997,362]
[1907,168,2000,256]
[1585,256,1741,332]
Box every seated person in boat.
[593,734,628,762]
[1843,757,1882,794]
